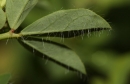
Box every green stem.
[0,32,21,40]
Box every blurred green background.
[0,0,130,84]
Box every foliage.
[0,0,112,84]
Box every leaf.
[0,0,6,8]
[0,7,6,29]
[6,0,38,29]
[18,38,86,75]
[21,9,111,38]
[0,74,10,84]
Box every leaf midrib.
[22,40,86,74]
[21,15,96,36]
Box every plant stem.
[0,32,21,40]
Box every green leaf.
[19,38,86,74]
[0,7,6,29]
[21,9,111,38]
[6,0,38,29]
[0,0,6,8]
[0,74,10,84]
